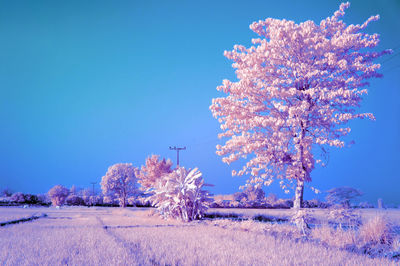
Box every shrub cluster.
[149,167,212,222]
[310,213,399,260]
[0,192,50,206]
[211,194,296,209]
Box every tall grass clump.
[311,224,356,249]
[359,215,393,246]
[311,213,399,260]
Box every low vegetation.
[149,167,212,222]
[0,207,399,265]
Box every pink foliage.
[137,155,173,191]
[210,2,390,206]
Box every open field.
[208,207,400,225]
[0,208,46,224]
[0,206,399,265]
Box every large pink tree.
[210,2,390,209]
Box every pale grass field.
[0,206,398,265]
[0,207,47,223]
[207,207,400,225]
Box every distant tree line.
[0,183,376,210]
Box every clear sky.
[0,0,399,206]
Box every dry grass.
[0,206,398,265]
[110,222,394,265]
[0,214,135,265]
[311,224,356,248]
[393,236,400,251]
[0,207,45,222]
[359,215,394,245]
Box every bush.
[272,199,293,209]
[233,191,247,202]
[150,167,212,222]
[244,186,265,202]
[92,195,103,206]
[37,194,51,205]
[210,202,222,208]
[0,197,11,205]
[23,194,38,204]
[66,195,85,206]
[10,192,26,203]
[265,193,278,205]
[328,206,361,229]
[127,196,151,207]
[136,197,152,207]
[103,195,119,206]
[127,196,137,206]
[303,199,329,208]
[8,193,40,205]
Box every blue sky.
[0,0,399,206]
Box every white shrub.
[150,167,212,222]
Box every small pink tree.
[48,185,70,206]
[210,2,390,209]
[137,155,173,191]
[100,163,137,207]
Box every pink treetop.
[137,155,173,190]
[210,2,390,208]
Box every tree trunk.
[293,179,304,209]
[121,178,127,208]
[121,192,127,208]
[294,118,307,210]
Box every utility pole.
[90,182,96,206]
[169,146,186,166]
[90,182,96,196]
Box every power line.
[384,65,400,73]
[90,182,97,207]
[381,52,400,64]
[391,43,400,51]
[169,146,186,166]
